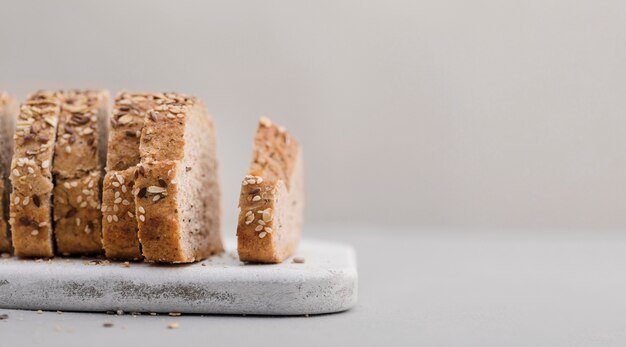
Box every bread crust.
[10,91,60,257]
[101,167,142,260]
[237,118,304,263]
[102,92,162,260]
[52,90,109,255]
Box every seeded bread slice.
[0,93,18,253]
[135,94,222,263]
[102,92,162,260]
[101,167,141,260]
[237,117,304,263]
[10,91,60,257]
[52,90,110,255]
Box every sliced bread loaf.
[52,90,110,255]
[9,91,60,257]
[0,93,18,253]
[135,94,222,263]
[101,92,161,260]
[237,117,303,263]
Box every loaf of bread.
[0,93,17,253]
[101,92,160,260]
[52,90,109,255]
[237,117,303,263]
[135,93,222,263]
[9,91,60,257]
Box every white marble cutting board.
[0,239,357,315]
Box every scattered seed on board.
[293,257,305,264]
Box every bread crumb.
[0,314,8,320]
[103,322,114,328]
[167,322,179,329]
[168,312,181,317]
[122,261,130,268]
[57,310,63,315]
[149,312,158,316]
[116,309,124,315]
[293,257,305,264]
[0,253,10,259]
[37,310,43,314]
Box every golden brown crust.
[237,118,303,263]
[53,172,102,255]
[53,90,109,177]
[10,91,60,257]
[249,117,300,188]
[106,92,162,171]
[101,167,142,260]
[138,93,194,163]
[135,161,186,262]
[51,90,109,255]
[102,92,162,259]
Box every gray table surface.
[2,226,626,346]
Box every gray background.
[1,0,626,229]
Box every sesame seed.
[152,195,160,202]
[255,225,263,232]
[127,211,134,218]
[292,257,305,264]
[22,196,29,205]
[262,209,272,222]
[12,169,20,177]
[14,196,20,205]
[77,196,83,203]
[121,185,127,193]
[264,227,273,233]
[139,215,145,222]
[112,215,119,222]
[64,182,71,189]
[260,117,272,127]
[27,167,34,174]
[65,146,71,153]
[259,231,267,238]
[107,215,112,223]
[116,174,124,184]
[258,220,265,226]
[31,230,39,236]
[147,186,167,194]
[167,322,179,329]
[115,191,120,198]
[138,206,145,214]
[114,198,122,204]
[112,182,120,187]
[252,195,261,202]
[122,199,130,206]
[71,181,78,187]
[41,160,50,169]
[76,218,81,226]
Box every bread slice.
[9,91,60,257]
[0,93,18,253]
[135,94,222,263]
[101,92,162,260]
[52,90,110,255]
[237,117,304,263]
